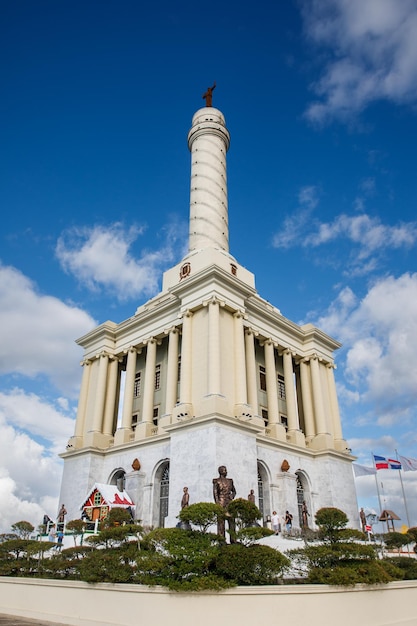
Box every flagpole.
[372,453,383,526]
[395,449,411,528]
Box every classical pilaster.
[207,297,222,395]
[173,311,193,421]
[114,347,137,445]
[263,339,286,440]
[135,337,159,439]
[282,349,305,447]
[233,311,251,419]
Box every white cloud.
[317,273,417,425]
[56,221,185,301]
[0,388,75,532]
[273,207,417,274]
[0,264,96,397]
[301,0,417,123]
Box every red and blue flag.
[373,454,402,470]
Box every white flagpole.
[395,449,411,528]
[372,453,383,526]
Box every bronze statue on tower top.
[202,82,216,107]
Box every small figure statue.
[248,489,255,504]
[302,500,310,528]
[202,82,216,107]
[181,486,190,509]
[360,507,366,533]
[213,465,236,539]
[57,504,67,524]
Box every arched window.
[257,470,264,518]
[296,475,304,527]
[109,468,126,492]
[159,464,170,527]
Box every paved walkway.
[0,615,65,625]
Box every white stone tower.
[59,98,358,531]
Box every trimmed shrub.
[215,543,289,585]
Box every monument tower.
[59,90,358,530]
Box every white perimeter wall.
[1,578,417,626]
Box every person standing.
[285,510,293,534]
[271,511,280,535]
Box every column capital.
[260,337,278,349]
[180,309,194,320]
[123,346,140,356]
[143,336,162,347]
[164,325,180,336]
[80,358,92,367]
[233,308,247,320]
[202,295,226,308]
[245,326,259,337]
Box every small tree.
[384,531,414,555]
[66,519,86,546]
[11,521,34,539]
[178,502,226,532]
[315,507,349,543]
[226,498,262,531]
[101,507,133,528]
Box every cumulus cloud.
[0,391,72,532]
[56,221,185,301]
[0,264,96,397]
[301,0,417,124]
[317,273,417,424]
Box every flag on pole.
[373,454,402,470]
[353,463,377,477]
[398,455,417,472]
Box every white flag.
[353,463,377,477]
[399,455,417,472]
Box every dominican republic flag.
[373,455,402,470]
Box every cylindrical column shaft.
[300,360,315,438]
[245,329,258,413]
[142,338,157,424]
[327,364,343,440]
[179,311,193,404]
[165,328,179,414]
[91,353,109,432]
[74,360,91,438]
[234,312,247,405]
[264,340,279,426]
[310,356,327,434]
[103,357,119,436]
[120,348,137,430]
[282,349,299,431]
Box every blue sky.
[1,0,417,533]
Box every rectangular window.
[281,415,288,430]
[177,356,181,382]
[261,408,268,426]
[278,374,286,399]
[134,372,141,397]
[131,414,139,431]
[153,406,159,426]
[155,364,161,390]
[259,365,266,391]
